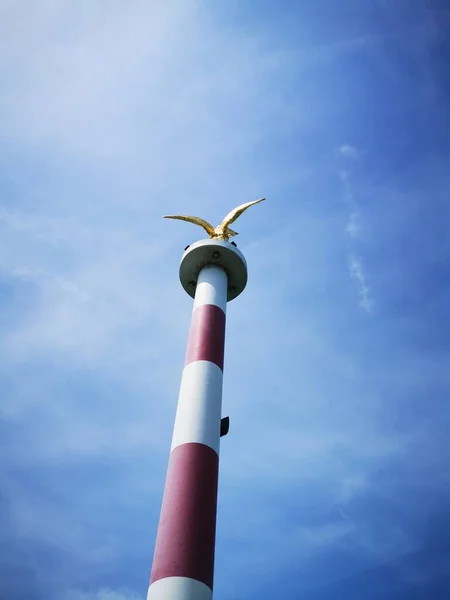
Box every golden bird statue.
[164,197,265,241]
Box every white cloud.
[339,144,360,161]
[348,253,373,313]
[346,209,361,238]
[337,144,373,311]
[300,521,354,548]
[0,0,290,191]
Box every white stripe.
[193,265,228,313]
[147,577,212,600]
[171,361,223,454]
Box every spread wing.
[163,215,215,236]
[220,197,265,228]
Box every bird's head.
[225,227,238,238]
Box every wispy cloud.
[339,144,360,162]
[338,144,373,312]
[348,253,373,313]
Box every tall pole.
[147,239,248,600]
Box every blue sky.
[1,1,450,598]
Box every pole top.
[179,239,248,301]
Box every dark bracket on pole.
[220,416,230,437]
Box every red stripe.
[150,443,219,590]
[185,304,226,371]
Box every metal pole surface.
[147,239,248,600]
[147,266,227,600]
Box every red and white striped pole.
[147,239,248,600]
